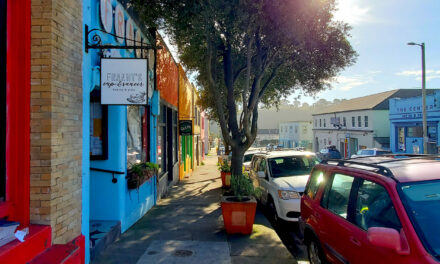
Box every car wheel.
[267,198,279,223]
[307,236,326,264]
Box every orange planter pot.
[221,196,257,235]
[220,171,231,187]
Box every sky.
[161,0,440,105]
[290,0,440,105]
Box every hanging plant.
[126,162,158,190]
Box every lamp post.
[407,42,427,154]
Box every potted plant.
[218,163,232,188]
[221,174,260,235]
[126,162,158,190]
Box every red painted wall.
[156,35,178,107]
[3,0,31,226]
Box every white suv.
[249,150,318,222]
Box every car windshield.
[376,151,391,155]
[360,150,374,155]
[268,156,319,177]
[399,180,440,259]
[243,153,254,162]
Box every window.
[90,92,108,160]
[319,119,322,127]
[127,106,145,166]
[323,119,326,127]
[364,116,368,127]
[294,125,298,133]
[354,180,401,231]
[268,156,319,178]
[258,158,267,172]
[358,116,361,127]
[173,111,178,163]
[343,117,346,127]
[407,126,423,137]
[157,104,167,174]
[322,173,355,219]
[315,119,317,127]
[290,125,293,132]
[305,170,324,199]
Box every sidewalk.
[93,151,297,264]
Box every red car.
[300,156,440,264]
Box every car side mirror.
[257,171,266,178]
[367,227,410,255]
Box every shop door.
[406,137,423,154]
[349,138,358,157]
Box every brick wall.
[30,0,83,244]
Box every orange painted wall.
[178,65,192,119]
[157,35,178,107]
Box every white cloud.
[333,0,371,25]
[396,69,440,81]
[330,71,380,91]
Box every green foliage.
[131,0,357,176]
[218,163,231,173]
[201,161,205,166]
[231,174,261,201]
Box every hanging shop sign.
[179,120,193,135]
[101,58,148,105]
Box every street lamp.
[407,42,427,154]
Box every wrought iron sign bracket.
[85,24,160,53]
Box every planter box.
[221,196,257,235]
[220,172,231,188]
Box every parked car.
[243,149,265,172]
[300,156,440,264]
[351,148,392,158]
[249,150,319,222]
[316,145,342,160]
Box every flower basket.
[126,162,158,190]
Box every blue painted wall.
[389,91,440,153]
[83,0,159,261]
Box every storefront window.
[157,104,167,174]
[127,106,145,167]
[173,111,178,163]
[407,126,423,137]
[90,92,108,160]
[398,127,405,151]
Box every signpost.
[179,120,193,135]
[101,58,148,105]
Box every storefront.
[156,34,179,198]
[390,91,440,154]
[83,0,158,260]
[178,65,194,178]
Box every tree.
[133,0,356,176]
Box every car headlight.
[278,190,301,200]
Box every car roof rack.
[321,155,440,180]
[321,159,395,178]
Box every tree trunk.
[230,145,245,177]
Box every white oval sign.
[126,19,135,52]
[100,0,113,33]
[114,4,125,43]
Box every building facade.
[1,0,85,262]
[313,89,428,157]
[390,91,440,154]
[178,65,194,178]
[279,121,313,149]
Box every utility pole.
[408,42,428,154]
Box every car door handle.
[349,236,361,247]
